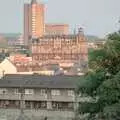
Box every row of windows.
[33,55,80,61]
[0,100,74,110]
[0,89,74,96]
[51,90,74,96]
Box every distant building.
[0,58,33,75]
[32,28,88,72]
[45,24,69,35]
[23,0,88,74]
[0,57,62,76]
[5,34,20,47]
[88,39,105,49]
[0,75,96,120]
[24,0,69,46]
[0,59,17,76]
[15,35,24,46]
[24,0,45,45]
[9,54,32,64]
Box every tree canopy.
[78,31,120,120]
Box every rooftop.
[0,74,82,89]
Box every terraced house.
[0,75,96,120]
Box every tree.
[77,31,120,119]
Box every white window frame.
[51,89,60,96]
[25,89,34,95]
[68,90,74,97]
[14,88,21,94]
[40,89,46,96]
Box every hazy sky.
[0,0,120,37]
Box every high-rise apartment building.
[24,0,45,46]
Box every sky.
[0,0,120,37]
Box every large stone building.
[31,28,88,71]
[0,75,96,120]
[23,0,88,72]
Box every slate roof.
[0,75,82,89]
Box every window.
[41,102,47,108]
[40,89,46,96]
[25,89,34,95]
[0,88,7,94]
[68,90,74,97]
[14,89,21,94]
[51,90,60,96]
[68,103,74,108]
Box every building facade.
[45,24,69,35]
[32,28,88,70]
[24,0,45,45]
[0,59,17,76]
[0,75,96,120]
[24,3,32,45]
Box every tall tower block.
[24,3,31,45]
[31,0,45,37]
[24,0,45,46]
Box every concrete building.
[24,0,45,45]
[45,24,69,35]
[0,75,96,120]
